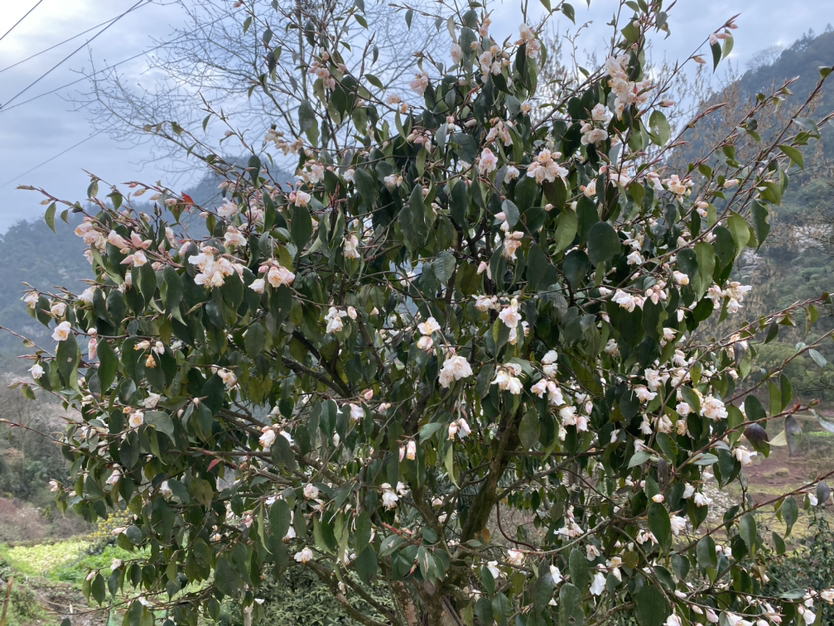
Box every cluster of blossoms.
[308,50,337,90]
[264,128,303,156]
[526,148,569,185]
[409,70,430,96]
[497,297,527,344]
[189,245,241,288]
[252,259,295,293]
[438,352,474,388]
[604,53,654,118]
[416,315,441,352]
[707,281,753,313]
[477,43,511,80]
[324,305,356,334]
[579,103,612,146]
[492,209,525,261]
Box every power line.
[0,9,137,75]
[0,0,45,44]
[0,11,228,114]
[0,47,159,112]
[0,130,104,189]
[0,0,147,110]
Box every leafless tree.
[71,0,445,177]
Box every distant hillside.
[671,28,834,401]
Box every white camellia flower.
[549,565,563,585]
[294,547,314,564]
[492,364,523,395]
[303,484,320,500]
[343,234,360,260]
[52,321,72,342]
[507,550,524,566]
[665,613,682,626]
[78,287,96,303]
[670,515,687,535]
[249,278,266,294]
[259,428,277,451]
[701,395,728,421]
[417,317,441,335]
[479,148,498,173]
[438,355,473,388]
[348,404,364,422]
[417,335,434,352]
[381,484,399,510]
[589,571,606,595]
[450,42,463,64]
[324,307,348,334]
[291,190,311,207]
[672,270,689,285]
[29,363,44,380]
[733,447,756,466]
[129,411,145,428]
[142,393,161,409]
[693,492,712,507]
[498,299,522,329]
[23,291,39,308]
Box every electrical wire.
[0,0,147,110]
[0,130,104,189]
[0,8,229,114]
[0,0,45,44]
[0,47,162,113]
[0,9,138,75]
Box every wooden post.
[0,576,14,626]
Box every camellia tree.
[15,0,834,625]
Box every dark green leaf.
[97,339,119,390]
[214,558,241,597]
[752,201,770,249]
[568,547,588,591]
[45,202,57,233]
[559,583,583,626]
[291,204,313,251]
[778,144,804,169]
[502,199,520,229]
[356,546,378,584]
[739,513,756,553]
[696,536,717,569]
[782,496,799,535]
[144,411,175,442]
[634,585,669,626]
[586,222,620,266]
[743,424,770,457]
[245,322,266,358]
[162,267,183,314]
[648,502,671,552]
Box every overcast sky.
[0,0,830,234]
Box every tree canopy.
[15,1,834,625]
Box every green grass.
[50,543,137,584]
[0,539,88,577]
